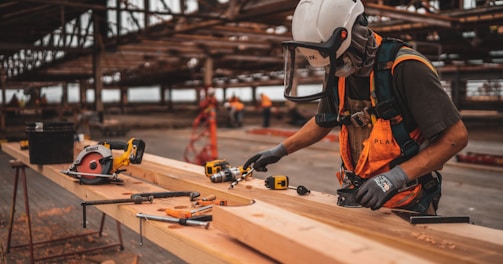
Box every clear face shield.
[283,28,350,102]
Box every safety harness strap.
[374,38,419,166]
[315,38,419,164]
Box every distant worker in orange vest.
[260,93,273,128]
[228,96,244,127]
[244,0,468,215]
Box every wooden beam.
[123,148,503,263]
[213,200,431,263]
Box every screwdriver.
[136,213,211,246]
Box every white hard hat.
[292,0,364,66]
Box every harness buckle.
[350,107,372,127]
[375,99,398,120]
[400,140,419,157]
[344,170,365,188]
[339,166,366,188]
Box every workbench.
[3,141,503,263]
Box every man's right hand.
[243,144,288,172]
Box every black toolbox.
[25,121,75,164]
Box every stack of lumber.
[2,141,503,263]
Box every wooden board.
[213,200,431,263]
[3,141,503,263]
[120,145,503,263]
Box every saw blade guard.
[72,145,113,185]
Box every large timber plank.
[213,200,431,263]
[119,144,503,263]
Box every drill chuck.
[210,167,241,183]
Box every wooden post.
[60,82,68,119]
[92,1,107,123]
[0,70,6,131]
[79,79,88,108]
[1,69,6,107]
[120,86,128,114]
[160,84,166,107]
[251,86,257,106]
[168,85,173,112]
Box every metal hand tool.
[81,195,153,228]
[229,168,254,189]
[136,213,211,246]
[391,209,471,224]
[131,191,200,201]
[165,205,213,218]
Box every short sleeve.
[392,59,461,139]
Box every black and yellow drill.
[204,159,251,183]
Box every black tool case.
[25,121,75,164]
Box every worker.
[260,93,273,127]
[243,0,468,215]
[227,96,245,127]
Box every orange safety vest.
[231,100,245,111]
[261,95,272,108]
[337,33,438,208]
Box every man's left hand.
[355,166,409,210]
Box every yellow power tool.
[204,159,230,177]
[264,175,311,195]
[62,138,145,185]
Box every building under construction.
[1,0,502,139]
[1,1,503,263]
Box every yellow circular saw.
[62,138,145,185]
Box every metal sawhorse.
[6,160,124,263]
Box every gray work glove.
[355,166,409,210]
[243,144,288,172]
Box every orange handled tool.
[165,205,212,218]
[199,194,216,201]
[194,199,228,207]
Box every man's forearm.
[400,120,468,180]
[282,117,333,154]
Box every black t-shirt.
[391,57,461,139]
